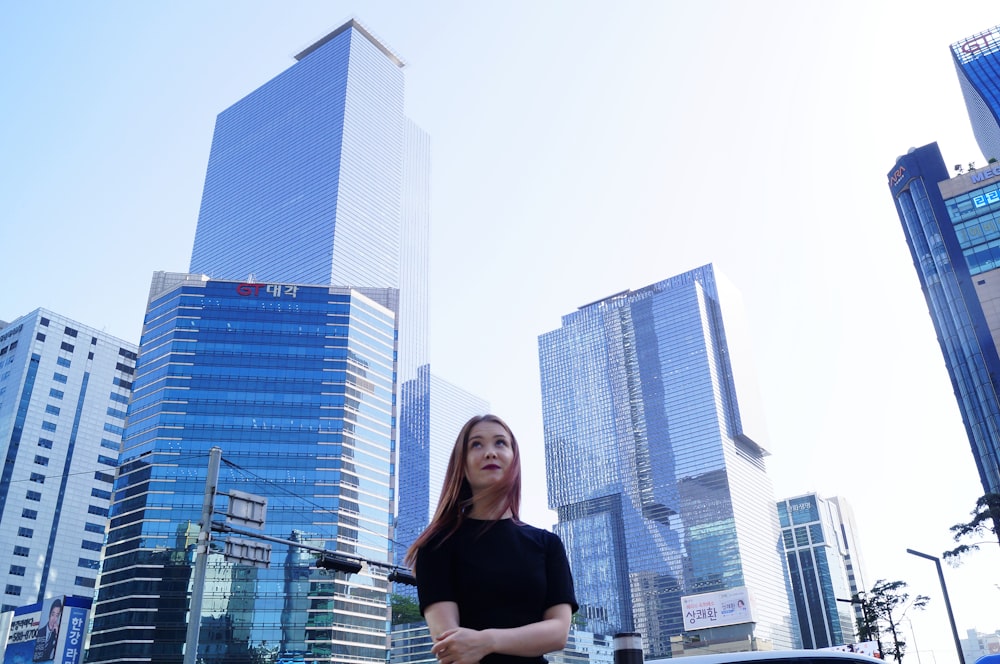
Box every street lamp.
[905,548,965,664]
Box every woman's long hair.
[403,414,522,569]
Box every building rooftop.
[295,18,405,68]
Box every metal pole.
[904,617,922,664]
[905,549,965,664]
[613,633,643,664]
[184,447,222,664]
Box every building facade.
[887,143,1000,494]
[0,310,136,611]
[86,274,398,663]
[777,494,857,649]
[951,25,1000,164]
[961,627,1000,663]
[538,264,796,658]
[188,18,429,387]
[394,366,489,571]
[828,496,869,630]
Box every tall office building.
[777,494,856,649]
[188,18,429,385]
[88,19,454,663]
[0,310,136,610]
[951,26,1000,164]
[538,264,796,658]
[828,496,868,629]
[87,274,399,663]
[887,143,1000,494]
[394,366,489,570]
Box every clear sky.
[3,2,999,661]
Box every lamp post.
[905,549,965,664]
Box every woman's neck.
[467,499,513,520]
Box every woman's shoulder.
[509,520,563,546]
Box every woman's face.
[463,420,514,496]
[48,606,61,630]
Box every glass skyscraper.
[951,25,1000,164]
[189,18,429,386]
[87,18,466,664]
[394,366,489,571]
[87,274,398,663]
[777,494,856,649]
[887,143,1000,494]
[538,264,796,658]
[0,310,136,611]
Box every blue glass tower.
[951,26,1000,164]
[887,143,1000,494]
[0,310,136,610]
[777,494,855,649]
[394,366,489,570]
[538,264,796,658]
[189,19,429,385]
[87,274,398,663]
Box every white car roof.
[646,650,883,664]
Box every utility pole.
[184,446,222,664]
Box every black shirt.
[416,518,578,664]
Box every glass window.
[21,509,37,520]
[49,388,64,399]
[17,527,33,538]
[8,565,25,576]
[4,585,21,596]
[53,372,68,383]
[13,546,29,557]
[25,490,41,501]
[56,357,71,368]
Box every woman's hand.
[432,627,493,664]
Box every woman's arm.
[430,603,572,664]
[423,601,461,642]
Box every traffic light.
[387,568,416,586]
[316,554,363,575]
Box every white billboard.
[680,587,753,631]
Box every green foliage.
[391,593,423,625]
[943,493,1000,564]
[861,580,930,663]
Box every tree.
[943,492,1000,563]
[862,580,930,663]
[391,593,423,625]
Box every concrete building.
[0,310,135,611]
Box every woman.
[404,414,577,664]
